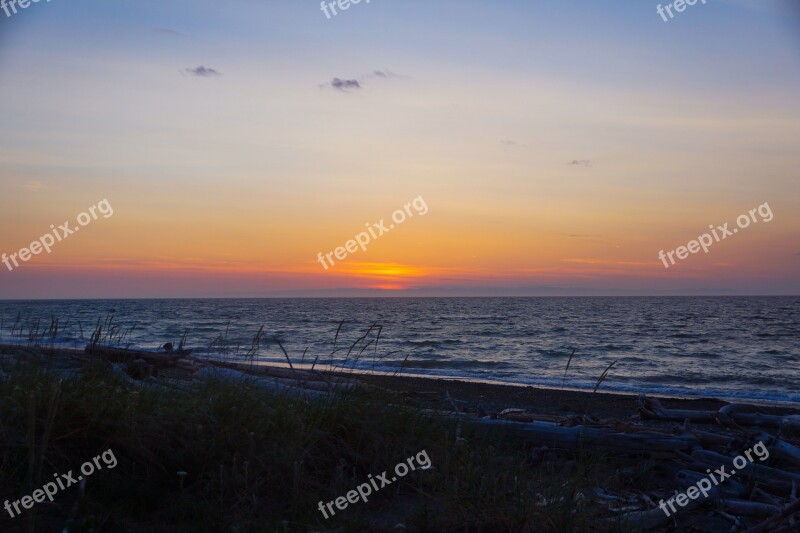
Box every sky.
[0,0,799,298]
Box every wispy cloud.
[330,78,361,91]
[24,181,43,192]
[321,69,404,91]
[184,66,220,77]
[569,159,592,167]
[152,28,189,38]
[500,139,527,152]
[562,258,652,266]
[369,69,404,79]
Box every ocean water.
[0,297,798,403]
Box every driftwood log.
[757,432,800,468]
[638,395,717,423]
[675,469,747,498]
[461,417,700,453]
[639,394,800,432]
[691,449,800,490]
[743,497,800,533]
[85,344,189,364]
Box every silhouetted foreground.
[1,344,799,532]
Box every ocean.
[1,297,798,403]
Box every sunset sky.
[1,0,799,298]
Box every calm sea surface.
[1,297,798,403]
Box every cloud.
[370,69,404,79]
[185,66,220,77]
[567,234,592,238]
[152,28,188,38]
[500,139,526,150]
[24,181,43,192]
[569,159,592,167]
[562,258,651,266]
[321,70,404,91]
[330,78,361,91]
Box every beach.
[2,341,799,531]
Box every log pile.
[467,393,800,530]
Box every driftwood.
[418,392,800,530]
[744,496,800,533]
[691,449,800,491]
[441,395,800,530]
[462,417,699,453]
[781,416,800,439]
[172,359,202,372]
[757,432,800,468]
[639,394,800,430]
[497,410,575,424]
[85,344,189,364]
[718,404,787,428]
[677,420,737,448]
[613,487,712,530]
[716,498,780,517]
[269,375,355,393]
[191,358,330,383]
[675,469,747,498]
[638,394,717,423]
[633,393,800,528]
[612,504,679,530]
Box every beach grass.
[0,352,650,532]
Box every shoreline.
[234,359,800,409]
[3,341,798,408]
